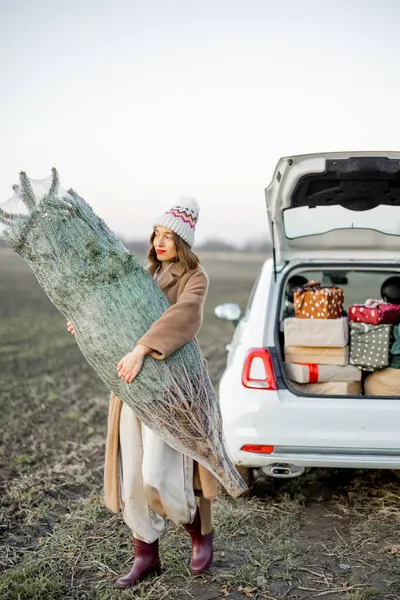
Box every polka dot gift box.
[349,299,400,326]
[294,281,344,319]
[349,322,393,371]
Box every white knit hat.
[153,197,200,248]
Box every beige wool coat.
[103,261,218,514]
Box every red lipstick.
[156,249,166,254]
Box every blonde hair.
[147,229,200,273]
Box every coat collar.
[147,261,185,292]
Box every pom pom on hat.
[153,197,200,248]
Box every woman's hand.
[67,320,75,336]
[117,344,152,383]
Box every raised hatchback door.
[266,151,400,269]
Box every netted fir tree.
[0,169,247,497]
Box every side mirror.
[214,303,242,325]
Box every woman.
[67,198,217,588]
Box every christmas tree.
[1,169,247,497]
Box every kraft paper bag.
[364,368,400,396]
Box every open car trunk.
[265,152,400,397]
[276,263,400,398]
[266,152,400,272]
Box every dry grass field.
[1,248,400,600]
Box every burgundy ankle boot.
[115,538,161,589]
[183,508,214,575]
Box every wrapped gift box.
[290,380,362,395]
[284,317,349,348]
[294,281,344,319]
[390,355,400,369]
[391,324,400,354]
[285,345,349,366]
[285,363,361,384]
[349,322,392,370]
[390,325,400,368]
[349,300,400,325]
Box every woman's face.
[154,226,177,262]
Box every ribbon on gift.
[299,363,319,383]
[300,281,321,292]
[364,299,381,308]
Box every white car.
[215,151,400,482]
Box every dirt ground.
[1,248,400,600]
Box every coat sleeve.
[137,269,209,360]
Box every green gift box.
[349,322,392,371]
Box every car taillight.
[242,348,277,390]
[241,444,274,454]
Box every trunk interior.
[276,264,400,397]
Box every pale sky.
[1,0,400,246]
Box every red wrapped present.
[294,281,344,319]
[349,299,400,325]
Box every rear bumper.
[219,373,400,471]
[234,447,400,470]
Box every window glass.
[245,273,261,317]
[283,205,400,239]
[294,270,397,309]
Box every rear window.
[296,270,396,308]
[283,205,400,239]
